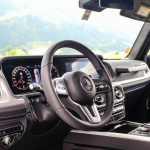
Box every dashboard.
[1,56,101,94]
[2,56,149,126]
[0,55,150,149]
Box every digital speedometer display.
[12,65,59,91]
[12,66,32,90]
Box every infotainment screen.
[65,58,99,78]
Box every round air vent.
[94,94,106,106]
[114,87,123,99]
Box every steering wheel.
[41,40,113,131]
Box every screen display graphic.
[65,58,99,78]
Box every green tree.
[115,51,119,55]
[1,45,27,56]
[1,49,5,56]
[8,47,26,56]
[6,45,12,53]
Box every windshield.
[0,0,144,59]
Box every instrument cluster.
[11,66,59,91]
[1,58,60,94]
[1,56,102,95]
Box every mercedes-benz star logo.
[81,77,93,91]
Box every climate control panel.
[94,84,125,124]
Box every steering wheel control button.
[94,80,110,93]
[81,76,93,91]
[54,78,68,95]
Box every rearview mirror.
[100,0,134,10]
[79,0,105,12]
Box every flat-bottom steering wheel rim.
[41,40,114,131]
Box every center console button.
[138,125,149,132]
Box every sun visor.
[120,0,150,22]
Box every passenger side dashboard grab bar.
[116,65,148,74]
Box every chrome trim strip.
[0,87,2,99]
[112,72,150,86]
[124,84,148,93]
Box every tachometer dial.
[51,66,59,79]
[12,66,32,90]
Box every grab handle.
[116,65,148,73]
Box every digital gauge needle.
[16,77,23,86]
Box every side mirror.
[100,0,134,10]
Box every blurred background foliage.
[1,45,26,57]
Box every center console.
[94,84,125,124]
[95,84,150,138]
[129,124,150,136]
[63,121,150,150]
[63,83,150,149]
[96,84,150,137]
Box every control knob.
[94,94,105,105]
[114,87,123,99]
[1,135,13,147]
